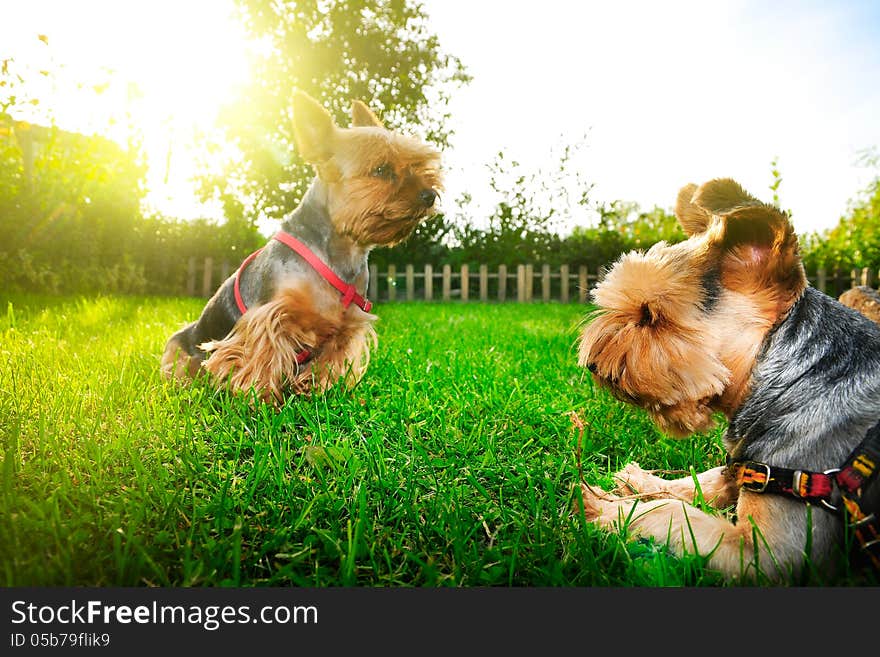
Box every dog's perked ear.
[350,100,384,128]
[674,183,711,236]
[674,178,765,237]
[691,178,762,216]
[699,182,806,300]
[292,90,338,164]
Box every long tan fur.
[200,282,376,403]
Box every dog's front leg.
[579,483,824,581]
[611,463,738,508]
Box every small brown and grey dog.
[577,178,880,582]
[161,91,442,403]
[839,285,880,324]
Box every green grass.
[0,294,873,586]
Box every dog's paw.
[577,483,615,522]
[611,461,654,496]
[612,462,679,500]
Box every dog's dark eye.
[371,163,395,180]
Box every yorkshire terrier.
[577,178,880,582]
[161,91,442,403]
[839,285,880,324]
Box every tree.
[198,0,470,226]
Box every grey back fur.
[728,286,880,472]
[238,180,372,310]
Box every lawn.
[0,294,872,586]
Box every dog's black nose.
[419,189,437,207]
[586,362,597,374]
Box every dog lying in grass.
[577,178,880,582]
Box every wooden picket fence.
[182,257,878,303]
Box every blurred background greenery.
[1,0,877,295]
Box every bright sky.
[2,0,879,237]
[422,0,880,235]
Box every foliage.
[134,213,266,294]
[450,149,572,267]
[3,23,876,297]
[557,201,685,271]
[800,151,880,275]
[198,0,471,224]
[0,113,268,295]
[370,210,457,269]
[0,117,148,293]
[769,156,783,208]
[1,8,470,296]
[376,142,684,272]
[0,36,266,296]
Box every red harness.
[233,230,373,365]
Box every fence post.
[202,257,213,297]
[851,268,859,290]
[479,264,488,301]
[460,264,469,302]
[560,264,570,303]
[517,265,525,302]
[424,264,433,301]
[369,264,378,301]
[221,260,231,282]
[541,264,551,302]
[861,267,873,288]
[442,264,451,301]
[816,267,827,294]
[187,257,196,296]
[578,266,588,304]
[525,264,534,302]
[387,264,397,301]
[498,265,507,301]
[406,264,414,301]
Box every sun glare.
[1,0,255,220]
